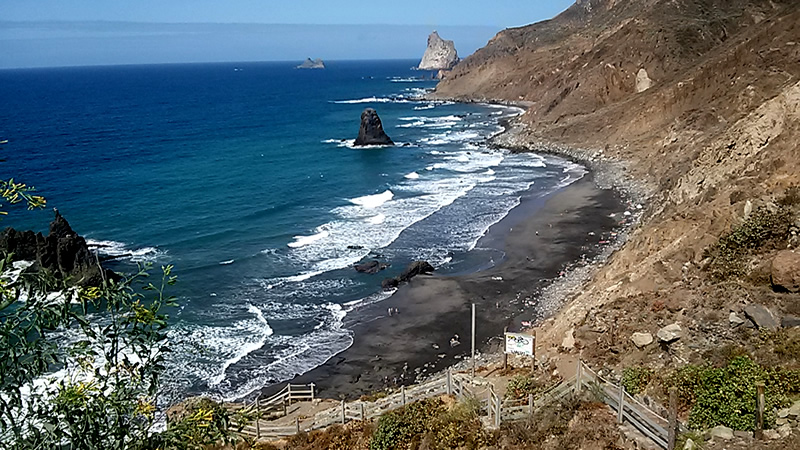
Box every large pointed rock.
[418,31,459,70]
[354,108,393,146]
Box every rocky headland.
[0,210,117,286]
[427,0,800,445]
[417,31,459,72]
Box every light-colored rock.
[788,401,800,417]
[744,200,753,218]
[562,328,576,350]
[778,407,790,418]
[682,437,696,450]
[744,304,780,330]
[771,250,800,292]
[729,311,746,326]
[657,323,682,343]
[418,31,459,70]
[708,425,734,440]
[777,423,792,438]
[631,332,654,348]
[635,68,652,93]
[763,429,780,440]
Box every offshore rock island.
[295,58,325,69]
[353,108,393,146]
[417,31,459,71]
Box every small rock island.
[417,31,459,71]
[296,58,325,69]
[354,108,393,146]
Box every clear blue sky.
[2,1,575,27]
[0,1,576,68]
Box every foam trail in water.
[349,190,394,208]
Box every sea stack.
[417,31,459,71]
[354,108,393,146]
[296,58,325,69]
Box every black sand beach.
[271,174,624,399]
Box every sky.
[0,1,576,68]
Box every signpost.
[504,331,535,372]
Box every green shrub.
[505,375,542,400]
[669,356,800,431]
[706,206,793,280]
[621,367,654,395]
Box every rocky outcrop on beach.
[354,260,389,274]
[354,108,393,146]
[381,260,434,290]
[0,209,115,286]
[418,31,458,71]
[296,58,325,69]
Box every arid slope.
[436,0,800,387]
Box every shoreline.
[270,169,628,399]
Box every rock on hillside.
[418,31,459,70]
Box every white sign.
[505,332,535,356]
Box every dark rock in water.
[399,260,435,282]
[355,260,389,274]
[382,277,399,290]
[0,209,117,286]
[354,108,393,146]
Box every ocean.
[0,60,585,404]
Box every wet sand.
[268,174,623,399]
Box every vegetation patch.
[369,396,489,450]
[621,366,654,395]
[667,356,800,431]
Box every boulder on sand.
[381,260,435,290]
[354,108,393,146]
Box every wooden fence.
[235,362,678,449]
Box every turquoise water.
[0,60,584,402]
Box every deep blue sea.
[0,60,584,403]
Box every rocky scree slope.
[436,0,800,415]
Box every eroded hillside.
[436,0,800,435]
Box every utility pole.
[471,303,476,379]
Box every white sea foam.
[366,213,386,224]
[209,304,274,387]
[404,172,420,179]
[349,190,394,208]
[219,260,235,265]
[332,97,410,104]
[287,229,330,248]
[86,239,163,262]
[414,104,435,110]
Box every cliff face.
[436,0,800,381]
[418,31,459,70]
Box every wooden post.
[360,402,366,421]
[446,369,452,395]
[283,398,288,416]
[528,393,534,416]
[503,326,508,371]
[255,397,261,440]
[471,303,476,379]
[310,382,315,401]
[341,399,346,424]
[617,384,625,424]
[401,385,406,406]
[668,387,678,450]
[494,391,501,427]
[755,382,765,440]
[287,384,292,405]
[295,416,300,434]
[576,360,582,394]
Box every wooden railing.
[235,362,677,449]
[237,369,472,440]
